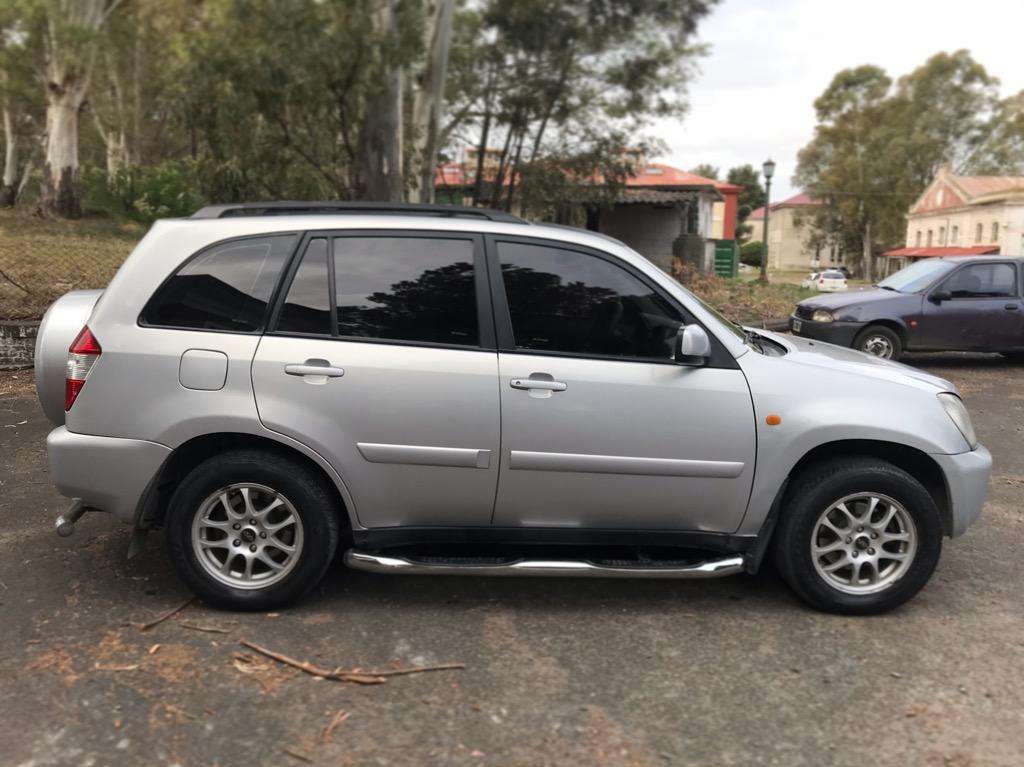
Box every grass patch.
[0,209,144,319]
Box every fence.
[0,209,139,321]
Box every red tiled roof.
[434,160,739,196]
[882,246,1000,258]
[953,175,1024,197]
[748,192,818,219]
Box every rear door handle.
[510,378,567,392]
[285,360,345,378]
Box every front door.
[488,238,756,532]
[920,261,1023,350]
[252,233,500,529]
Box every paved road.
[1,356,1022,766]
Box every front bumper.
[931,445,992,537]
[47,427,170,525]
[789,314,862,347]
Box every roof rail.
[190,201,526,224]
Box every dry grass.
[0,208,144,319]
[0,369,36,396]
[677,264,814,326]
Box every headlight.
[938,393,977,450]
[812,309,834,323]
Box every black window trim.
[930,260,1021,301]
[266,228,497,352]
[484,233,738,369]
[137,231,304,335]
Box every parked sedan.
[801,270,848,292]
[791,256,1024,360]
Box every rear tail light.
[65,326,101,411]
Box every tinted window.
[822,270,845,279]
[142,235,295,331]
[498,241,682,359]
[278,239,330,334]
[334,237,478,345]
[941,263,1017,298]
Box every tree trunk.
[862,219,873,283]
[42,92,84,218]
[1,94,18,207]
[410,0,455,204]
[360,1,404,201]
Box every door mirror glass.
[929,290,951,304]
[674,324,711,365]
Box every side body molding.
[357,442,493,469]
[508,450,745,478]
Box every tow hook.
[55,500,94,537]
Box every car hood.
[798,287,901,310]
[751,329,958,395]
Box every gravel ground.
[1,354,1022,767]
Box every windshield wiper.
[743,329,765,352]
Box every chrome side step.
[343,550,745,579]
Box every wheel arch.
[783,439,951,535]
[136,431,358,536]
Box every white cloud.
[657,0,1024,200]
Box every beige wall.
[905,202,1024,255]
[747,206,836,271]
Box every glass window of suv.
[940,263,1017,298]
[497,241,683,360]
[141,234,296,332]
[333,236,478,346]
[278,238,331,335]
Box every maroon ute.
[791,256,1024,360]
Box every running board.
[343,550,745,579]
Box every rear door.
[251,231,500,529]
[920,261,1023,350]
[488,237,756,532]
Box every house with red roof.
[882,166,1024,272]
[435,152,742,274]
[745,192,839,273]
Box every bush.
[739,240,763,267]
[84,161,206,223]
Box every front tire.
[854,324,903,360]
[772,457,942,615]
[166,450,341,611]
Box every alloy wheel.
[810,492,917,595]
[191,483,304,590]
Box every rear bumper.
[932,445,992,537]
[47,427,170,525]
[789,315,862,347]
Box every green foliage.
[739,240,763,267]
[689,163,719,180]
[84,162,204,223]
[726,164,765,222]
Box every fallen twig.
[94,662,140,672]
[177,619,229,634]
[322,709,350,744]
[128,597,195,631]
[239,639,464,685]
[282,746,314,763]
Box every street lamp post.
[760,158,776,284]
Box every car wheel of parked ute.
[166,450,340,610]
[854,325,902,360]
[772,457,942,615]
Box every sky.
[657,0,1024,200]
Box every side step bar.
[344,550,745,579]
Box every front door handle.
[1005,304,1020,311]
[285,360,345,378]
[510,378,567,392]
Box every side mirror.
[930,290,951,304]
[674,324,711,366]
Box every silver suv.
[35,203,991,614]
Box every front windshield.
[674,281,748,342]
[877,259,957,293]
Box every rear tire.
[166,450,341,611]
[772,457,942,615]
[854,325,903,360]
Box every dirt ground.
[1,355,1023,766]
